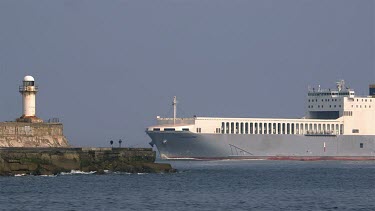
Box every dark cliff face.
[0,148,175,176]
[0,122,69,147]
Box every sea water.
[0,160,374,211]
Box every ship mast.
[173,96,177,125]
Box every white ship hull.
[147,131,375,160]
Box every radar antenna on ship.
[336,80,345,91]
[172,96,177,125]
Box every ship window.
[360,143,364,148]
[182,128,189,131]
[334,105,336,108]
[313,124,317,133]
[352,129,359,133]
[291,123,295,134]
[339,105,341,108]
[164,128,175,131]
[153,128,160,131]
[268,123,272,134]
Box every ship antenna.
[172,96,177,125]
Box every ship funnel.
[369,84,375,97]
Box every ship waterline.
[146,80,375,160]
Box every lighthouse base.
[16,116,44,123]
[0,122,69,147]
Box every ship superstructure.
[146,81,375,160]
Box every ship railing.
[19,86,38,92]
[305,130,338,136]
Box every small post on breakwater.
[119,139,122,148]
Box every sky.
[0,0,374,147]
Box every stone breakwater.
[0,122,69,147]
[0,147,175,176]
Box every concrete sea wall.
[0,122,69,147]
[0,147,174,175]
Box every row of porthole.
[356,99,372,102]
[351,105,372,108]
[308,98,373,103]
[308,104,372,109]
[308,105,341,108]
[308,99,340,102]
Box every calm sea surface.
[0,160,374,211]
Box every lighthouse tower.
[17,75,43,123]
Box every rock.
[0,148,175,176]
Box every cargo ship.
[146,80,375,160]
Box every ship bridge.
[307,80,356,119]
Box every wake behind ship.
[146,81,375,160]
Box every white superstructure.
[149,80,375,136]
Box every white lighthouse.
[17,75,43,123]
